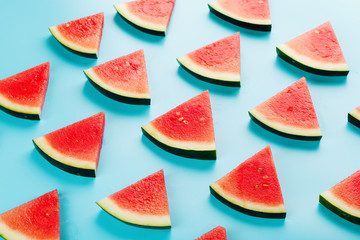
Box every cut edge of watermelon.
[210,182,286,218]
[0,93,42,120]
[348,109,360,128]
[0,222,38,240]
[96,197,171,228]
[33,136,97,177]
[84,68,151,105]
[141,123,217,160]
[208,1,271,31]
[49,26,99,58]
[319,190,360,225]
[248,108,322,141]
[177,55,241,87]
[114,3,167,36]
[276,44,349,76]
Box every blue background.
[1,0,360,239]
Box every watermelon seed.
[263,175,268,179]
[255,185,259,189]
[66,23,70,27]
[258,168,263,172]
[183,120,189,124]
[178,117,184,121]
[176,112,181,116]
[126,61,130,66]
[200,117,205,121]
[315,30,319,34]
[263,184,269,187]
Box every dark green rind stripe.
[49,28,98,59]
[0,105,40,120]
[276,47,349,76]
[33,140,96,177]
[348,113,360,128]
[85,72,151,105]
[141,127,216,160]
[96,202,171,229]
[115,11,166,36]
[177,59,240,87]
[208,4,271,32]
[249,111,322,141]
[210,186,286,219]
[319,194,360,225]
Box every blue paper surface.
[1,0,360,239]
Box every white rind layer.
[321,190,360,218]
[0,92,41,116]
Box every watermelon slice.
[177,32,240,87]
[276,21,349,76]
[33,112,105,177]
[96,169,171,228]
[49,13,104,58]
[84,49,150,105]
[195,226,227,240]
[210,146,286,218]
[249,77,322,141]
[208,0,271,31]
[348,106,360,128]
[319,170,360,225]
[114,0,175,36]
[0,190,59,240]
[0,62,49,120]
[141,90,216,160]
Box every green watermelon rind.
[210,183,286,219]
[84,69,151,105]
[141,123,217,160]
[276,44,349,76]
[33,136,97,177]
[208,2,271,31]
[0,94,42,120]
[49,26,99,59]
[114,4,167,36]
[248,109,322,141]
[96,197,171,228]
[348,110,360,128]
[319,190,360,225]
[176,56,241,87]
[0,222,48,240]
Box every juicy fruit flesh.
[150,91,215,143]
[284,22,346,64]
[215,0,270,20]
[329,170,360,209]
[0,190,59,239]
[127,0,175,25]
[108,170,169,215]
[215,146,284,206]
[91,50,149,94]
[0,62,49,107]
[55,13,104,50]
[254,77,319,129]
[187,33,240,74]
[44,112,104,164]
[196,226,227,240]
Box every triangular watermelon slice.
[49,13,104,58]
[96,169,171,228]
[208,0,271,31]
[114,0,175,36]
[249,77,322,141]
[319,170,360,225]
[210,146,286,218]
[84,49,150,105]
[177,32,240,87]
[0,62,49,120]
[276,21,349,76]
[348,106,360,128]
[33,112,105,177]
[0,190,60,240]
[141,90,216,160]
[195,226,227,240]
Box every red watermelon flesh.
[0,190,59,240]
[96,169,171,227]
[195,226,227,240]
[0,62,49,119]
[177,33,240,86]
[49,13,104,57]
[84,49,150,104]
[249,77,321,140]
[210,146,286,218]
[114,0,175,35]
[33,112,105,177]
[320,170,360,224]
